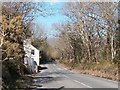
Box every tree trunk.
[106,29,112,61]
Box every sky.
[33,2,69,38]
[32,0,118,39]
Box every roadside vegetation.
[0,2,119,89]
[0,2,50,89]
[52,2,119,81]
[59,59,118,80]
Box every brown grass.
[59,60,118,81]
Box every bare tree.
[55,2,118,64]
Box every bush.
[2,60,20,89]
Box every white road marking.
[54,64,63,71]
[63,75,69,78]
[63,67,67,70]
[73,80,92,88]
[53,64,56,67]
[57,68,62,70]
[51,64,57,72]
[49,69,52,73]
[63,74,92,88]
[98,77,118,84]
[84,74,118,84]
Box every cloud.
[50,0,58,5]
[51,0,58,2]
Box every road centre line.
[57,67,62,70]
[63,74,92,88]
[57,64,118,86]
[63,75,69,78]
[53,64,56,67]
[53,64,62,71]
[52,64,57,72]
[73,80,92,88]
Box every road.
[33,62,118,89]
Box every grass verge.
[59,59,118,81]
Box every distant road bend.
[33,62,118,89]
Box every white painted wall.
[23,39,31,58]
[31,45,39,66]
[23,39,40,73]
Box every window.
[31,50,35,55]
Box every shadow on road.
[32,76,63,84]
[26,75,64,89]
[40,60,57,64]
[39,66,48,70]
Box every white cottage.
[23,39,39,73]
[31,45,39,66]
